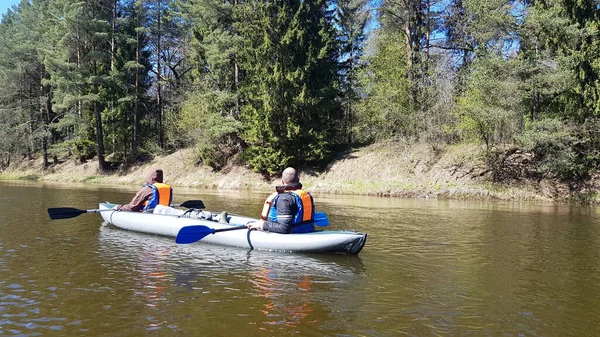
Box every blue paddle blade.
[314,212,329,227]
[175,225,216,244]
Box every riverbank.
[1,142,598,203]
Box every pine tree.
[101,0,153,163]
[335,0,369,144]
[44,0,112,170]
[239,0,341,174]
[353,29,412,143]
[146,0,190,149]
[177,0,242,170]
[0,0,53,166]
[0,7,31,167]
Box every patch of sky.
[0,0,21,19]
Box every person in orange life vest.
[247,167,314,234]
[117,168,173,212]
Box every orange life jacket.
[143,182,173,211]
[260,189,314,224]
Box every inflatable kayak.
[98,203,367,255]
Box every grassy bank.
[1,142,598,203]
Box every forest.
[1,0,599,183]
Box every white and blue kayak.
[98,203,367,255]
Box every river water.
[0,181,599,336]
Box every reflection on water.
[1,181,600,336]
[136,247,170,308]
[95,224,365,335]
[250,268,313,330]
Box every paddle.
[314,212,329,227]
[176,225,248,244]
[172,200,206,209]
[48,199,206,220]
[47,207,114,220]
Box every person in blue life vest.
[247,167,315,234]
[117,168,173,212]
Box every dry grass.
[305,142,550,201]
[1,149,273,190]
[1,143,598,203]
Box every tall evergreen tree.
[44,0,112,170]
[146,0,190,149]
[238,0,341,174]
[178,0,243,170]
[552,0,600,120]
[515,0,600,179]
[0,7,32,167]
[519,0,575,121]
[353,29,412,143]
[102,0,153,163]
[379,0,430,109]
[335,0,370,143]
[0,1,53,166]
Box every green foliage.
[101,0,154,164]
[0,1,50,162]
[178,0,243,170]
[353,30,411,143]
[179,90,241,170]
[237,0,341,174]
[521,0,600,122]
[73,139,97,163]
[453,56,525,151]
[240,146,292,176]
[182,0,238,92]
[462,0,519,56]
[3,0,600,188]
[515,118,577,179]
[42,0,113,169]
[49,137,97,163]
[335,0,369,142]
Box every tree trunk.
[132,1,141,159]
[157,0,163,149]
[233,0,240,119]
[531,40,540,121]
[425,0,430,67]
[111,0,117,72]
[40,65,49,167]
[28,83,35,160]
[94,81,107,171]
[404,19,416,108]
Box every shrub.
[515,117,578,179]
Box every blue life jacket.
[269,191,315,233]
[142,182,173,211]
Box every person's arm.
[117,187,153,212]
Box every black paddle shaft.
[214,226,247,233]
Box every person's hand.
[246,221,264,231]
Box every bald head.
[282,167,299,184]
